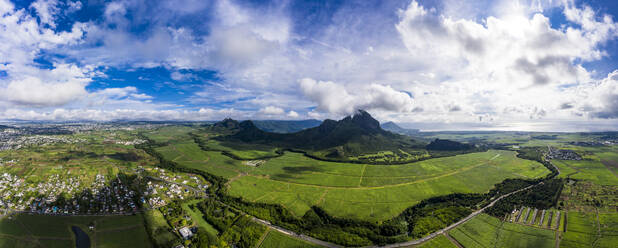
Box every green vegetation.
[181,200,219,236]
[487,179,563,218]
[144,209,179,248]
[559,180,617,212]
[4,122,610,247]
[252,119,322,133]
[213,111,435,164]
[195,199,267,248]
[141,125,557,246]
[449,214,556,248]
[554,159,618,185]
[560,211,598,247]
[417,234,457,248]
[258,230,323,248]
[426,139,474,151]
[229,150,549,221]
[557,177,618,248]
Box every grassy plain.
[449,214,555,248]
[199,139,281,160]
[227,150,549,221]
[553,160,618,186]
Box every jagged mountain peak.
[335,109,382,132]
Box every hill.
[252,119,321,133]
[381,121,420,135]
[216,110,426,161]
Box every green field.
[449,214,556,248]
[560,211,598,247]
[257,229,323,248]
[147,130,551,221]
[553,160,618,186]
[598,212,618,247]
[417,234,457,248]
[226,150,549,221]
[199,138,281,160]
[144,209,179,247]
[559,211,618,248]
[0,214,151,248]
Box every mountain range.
[212,110,424,156]
[207,110,475,162]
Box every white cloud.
[0,64,92,107]
[94,86,138,99]
[3,76,86,107]
[0,1,90,108]
[0,107,252,122]
[29,0,60,28]
[130,93,153,100]
[170,71,197,81]
[287,110,299,118]
[299,78,414,115]
[386,0,618,126]
[259,106,285,115]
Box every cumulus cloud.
[584,70,618,119]
[259,106,285,115]
[3,76,86,107]
[287,110,299,118]
[396,0,611,87]
[299,78,414,115]
[0,64,92,107]
[0,0,90,108]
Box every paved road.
[371,149,561,248]
[210,149,561,248]
[252,217,343,248]
[372,182,543,248]
[226,177,545,248]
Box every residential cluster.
[0,167,208,216]
[140,168,209,208]
[0,134,86,151]
[547,147,582,160]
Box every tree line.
[137,134,562,247]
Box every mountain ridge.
[215,110,424,153]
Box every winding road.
[237,149,561,248]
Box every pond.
[71,226,91,248]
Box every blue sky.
[0,0,617,131]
